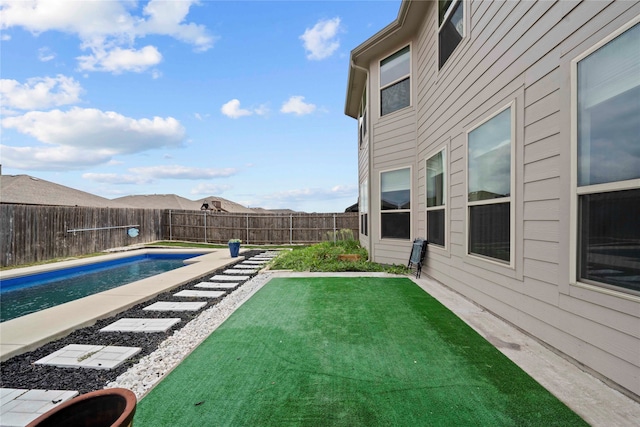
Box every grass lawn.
[135,277,587,426]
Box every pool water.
[0,254,201,322]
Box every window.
[573,20,640,295]
[358,85,367,147]
[439,0,464,69]
[360,179,368,236]
[467,105,513,264]
[380,46,410,116]
[426,149,446,247]
[381,168,411,239]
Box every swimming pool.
[0,253,202,322]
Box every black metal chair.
[408,238,428,278]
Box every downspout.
[350,59,374,262]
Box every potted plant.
[26,388,136,427]
[228,239,242,258]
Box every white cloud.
[0,144,112,170]
[190,183,232,195]
[77,45,162,73]
[221,99,252,119]
[82,173,151,185]
[1,34,11,41]
[1,107,185,170]
[37,47,55,62]
[0,0,215,74]
[280,96,316,116]
[300,17,341,60]
[2,107,184,152]
[0,75,83,110]
[128,165,237,180]
[254,104,270,116]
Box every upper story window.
[380,46,410,116]
[467,105,514,264]
[380,167,411,239]
[439,0,464,69]
[572,20,639,295]
[426,149,446,248]
[358,85,368,147]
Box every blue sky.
[0,0,400,212]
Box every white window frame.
[379,45,411,117]
[426,147,447,250]
[569,15,640,299]
[438,0,466,70]
[360,178,369,236]
[465,102,516,268]
[358,84,368,148]
[379,166,412,240]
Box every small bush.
[270,239,408,274]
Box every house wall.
[359,0,640,397]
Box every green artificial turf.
[135,277,587,426]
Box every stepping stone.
[34,345,141,370]
[144,301,207,312]
[195,282,238,290]
[223,269,256,274]
[100,318,181,333]
[174,290,225,298]
[234,264,260,269]
[243,260,267,264]
[208,275,249,281]
[1,388,78,427]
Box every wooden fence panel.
[0,204,163,267]
[163,211,358,245]
[0,205,358,267]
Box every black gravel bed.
[0,250,267,394]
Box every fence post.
[333,214,336,243]
[246,213,249,244]
[169,210,172,241]
[204,211,207,243]
[290,214,293,245]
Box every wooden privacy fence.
[0,205,359,267]
[164,210,359,245]
[0,204,163,268]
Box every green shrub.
[270,239,408,274]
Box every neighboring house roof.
[1,174,296,213]
[0,174,132,208]
[194,197,256,214]
[345,0,430,119]
[113,194,200,211]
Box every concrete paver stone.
[34,344,141,370]
[100,318,181,333]
[174,290,225,298]
[143,301,207,311]
[1,388,78,427]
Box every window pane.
[381,168,410,210]
[381,78,410,116]
[381,212,411,239]
[427,209,445,247]
[427,151,445,207]
[579,189,640,294]
[439,0,454,24]
[381,46,410,87]
[577,23,640,187]
[468,108,511,201]
[469,203,510,262]
[439,0,463,68]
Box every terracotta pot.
[26,388,137,427]
[338,254,361,262]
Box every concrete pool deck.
[0,248,249,361]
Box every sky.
[0,0,401,213]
